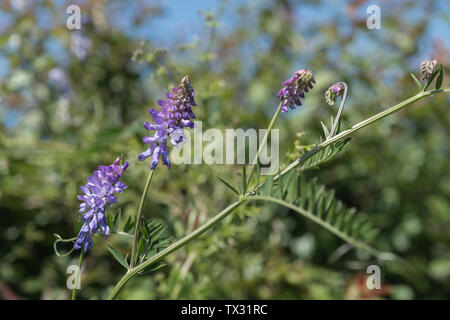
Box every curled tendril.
[53,233,77,257]
[53,232,135,258]
[329,82,348,138]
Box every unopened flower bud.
[325,82,345,106]
[420,58,438,81]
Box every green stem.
[71,249,84,300]
[129,169,156,269]
[108,199,245,299]
[247,101,283,190]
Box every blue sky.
[0,0,450,114]
[0,0,449,69]
[0,0,449,127]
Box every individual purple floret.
[325,82,345,106]
[74,157,129,252]
[277,69,316,112]
[138,76,196,170]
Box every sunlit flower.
[138,76,196,169]
[74,157,129,252]
[277,69,316,112]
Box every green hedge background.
[0,0,449,299]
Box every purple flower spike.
[325,82,345,106]
[277,69,315,112]
[74,157,129,252]
[138,76,196,169]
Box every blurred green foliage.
[0,0,449,299]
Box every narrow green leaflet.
[138,262,167,275]
[297,139,350,172]
[150,262,167,272]
[107,244,129,269]
[241,166,247,195]
[320,121,330,138]
[260,174,274,196]
[136,238,146,261]
[149,223,165,240]
[217,176,240,196]
[123,215,135,234]
[410,73,422,90]
[436,65,443,90]
[112,207,122,233]
[423,69,439,91]
[137,219,172,267]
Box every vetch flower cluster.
[420,58,438,81]
[138,76,197,169]
[277,69,316,112]
[74,157,129,252]
[325,82,345,106]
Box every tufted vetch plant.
[53,60,449,300]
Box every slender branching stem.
[247,101,283,189]
[108,199,245,299]
[329,82,348,137]
[129,169,156,269]
[71,249,84,300]
[108,86,449,299]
